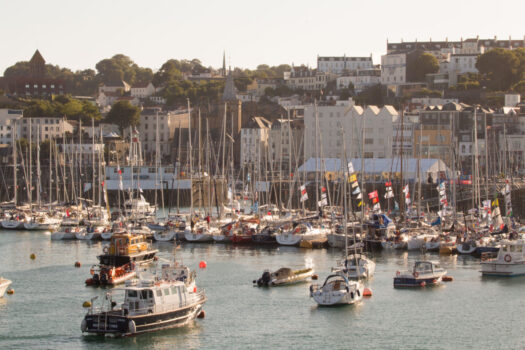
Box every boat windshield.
[414,262,432,273]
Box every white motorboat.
[51,222,85,240]
[276,223,326,246]
[0,277,12,297]
[310,273,364,306]
[406,228,438,251]
[394,261,447,287]
[1,218,23,230]
[23,216,61,231]
[481,240,525,277]
[332,253,376,279]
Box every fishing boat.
[332,253,376,279]
[97,232,158,267]
[254,267,314,287]
[81,270,206,336]
[393,261,447,288]
[480,240,525,277]
[310,273,364,306]
[0,277,12,297]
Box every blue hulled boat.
[394,261,447,288]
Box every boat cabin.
[122,280,189,316]
[413,261,441,275]
[495,241,525,263]
[109,233,149,256]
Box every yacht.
[81,269,206,336]
[332,253,376,279]
[480,240,525,277]
[310,273,364,306]
[276,222,328,246]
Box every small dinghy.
[254,267,314,287]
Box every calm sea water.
[0,230,524,350]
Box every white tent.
[298,157,452,183]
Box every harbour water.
[1,229,524,349]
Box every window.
[156,289,162,297]
[163,288,170,296]
[164,167,174,173]
[127,290,137,298]
[148,167,156,173]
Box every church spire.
[222,51,226,77]
[222,66,238,101]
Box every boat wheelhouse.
[394,261,447,288]
[97,233,158,267]
[480,240,525,277]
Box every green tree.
[95,54,153,85]
[105,100,141,133]
[407,52,439,82]
[476,48,520,91]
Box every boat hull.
[0,279,12,297]
[276,234,302,246]
[480,262,525,277]
[82,301,204,336]
[393,276,443,288]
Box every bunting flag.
[403,184,411,206]
[349,174,357,183]
[436,182,448,208]
[503,180,512,217]
[347,162,354,174]
[318,189,328,207]
[384,182,394,198]
[352,187,361,195]
[357,193,362,199]
[492,199,499,207]
[368,190,378,200]
[372,203,381,212]
[357,200,362,207]
[300,185,308,202]
[351,181,358,188]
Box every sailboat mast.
[187,99,193,215]
[12,119,17,206]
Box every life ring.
[293,227,301,234]
[413,271,419,278]
[504,254,512,263]
[103,246,109,254]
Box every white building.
[81,123,120,138]
[304,99,398,160]
[240,117,271,165]
[60,143,105,166]
[381,53,407,85]
[98,80,130,94]
[0,109,23,144]
[18,117,74,140]
[123,107,189,160]
[130,82,156,99]
[317,56,374,74]
[284,65,328,91]
[336,68,381,92]
[268,119,304,170]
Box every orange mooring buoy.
[75,261,81,268]
[6,288,14,295]
[442,275,454,282]
[363,288,372,297]
[199,261,207,269]
[30,253,36,260]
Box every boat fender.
[128,320,136,334]
[65,228,70,233]
[310,285,314,293]
[504,254,512,263]
[75,261,81,268]
[345,286,350,293]
[103,246,109,254]
[413,272,419,278]
[82,301,91,308]
[81,319,87,332]
[350,292,354,299]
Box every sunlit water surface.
[0,230,523,349]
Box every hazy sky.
[1,0,524,74]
